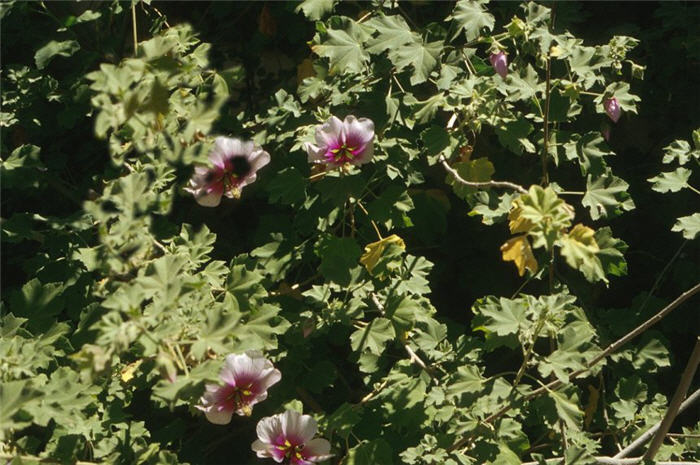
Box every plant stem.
[131,1,138,56]
[370,293,435,378]
[355,199,382,240]
[643,337,700,461]
[541,55,552,185]
[440,156,528,194]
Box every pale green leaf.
[582,172,635,220]
[448,0,495,41]
[35,40,80,69]
[648,167,691,193]
[671,213,700,239]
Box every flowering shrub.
[1,1,699,465]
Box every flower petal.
[256,413,284,444]
[248,148,271,172]
[305,143,326,163]
[314,116,344,147]
[303,438,332,460]
[194,190,223,207]
[204,407,233,425]
[281,410,317,443]
[343,115,374,146]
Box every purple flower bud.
[604,98,622,123]
[304,115,375,167]
[489,51,508,78]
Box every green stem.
[131,1,138,56]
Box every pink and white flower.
[197,351,281,424]
[186,136,270,206]
[489,50,508,78]
[304,115,374,167]
[252,410,332,465]
[604,97,622,123]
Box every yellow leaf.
[360,234,405,273]
[297,58,315,85]
[120,359,143,383]
[501,235,538,276]
[508,200,534,234]
[584,384,599,429]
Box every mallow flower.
[197,351,281,424]
[604,97,622,123]
[305,115,374,167]
[489,50,508,78]
[252,410,332,465]
[186,136,270,206]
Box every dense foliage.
[1,1,698,464]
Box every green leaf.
[345,439,394,465]
[582,171,635,220]
[35,40,80,69]
[267,167,306,204]
[563,132,613,176]
[473,296,528,337]
[448,0,495,41]
[503,64,542,102]
[388,40,442,85]
[350,317,395,354]
[313,26,369,75]
[405,93,444,125]
[671,213,700,239]
[594,227,628,276]
[316,236,361,285]
[496,119,536,155]
[648,167,691,193]
[557,224,606,283]
[662,134,700,165]
[548,389,582,430]
[445,365,484,399]
[295,0,335,21]
[9,279,65,329]
[366,15,417,54]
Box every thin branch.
[131,0,138,56]
[370,293,435,378]
[643,337,700,461]
[541,54,551,185]
[449,282,700,452]
[440,156,528,194]
[614,388,700,458]
[521,457,697,465]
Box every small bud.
[604,97,622,123]
[489,51,508,78]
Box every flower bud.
[604,97,621,123]
[489,51,508,78]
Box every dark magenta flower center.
[327,143,358,163]
[230,156,252,178]
[273,436,308,464]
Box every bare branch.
[643,337,700,461]
[521,456,697,465]
[614,388,700,458]
[440,156,528,194]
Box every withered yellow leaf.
[120,359,143,383]
[501,235,538,276]
[360,234,406,273]
[297,58,315,85]
[508,200,534,234]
